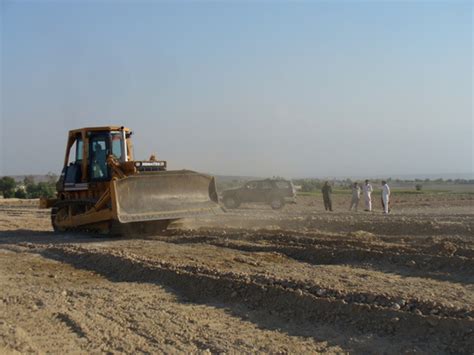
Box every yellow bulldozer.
[40,126,221,235]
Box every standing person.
[362,179,373,211]
[350,182,361,211]
[381,180,391,214]
[321,181,333,211]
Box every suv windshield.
[276,181,291,189]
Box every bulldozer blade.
[112,170,222,223]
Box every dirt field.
[0,193,473,354]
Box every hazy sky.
[1,0,472,178]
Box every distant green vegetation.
[292,177,474,195]
[0,177,16,198]
[297,188,473,197]
[298,189,351,196]
[0,174,57,199]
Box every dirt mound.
[41,244,473,354]
[348,230,378,240]
[428,241,458,256]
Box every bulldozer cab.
[60,126,132,190]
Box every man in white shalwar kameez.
[381,180,391,214]
[362,180,373,211]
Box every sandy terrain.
[0,193,473,354]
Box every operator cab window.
[67,138,83,165]
[65,137,83,184]
[111,132,123,161]
[90,135,110,180]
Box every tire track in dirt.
[166,228,474,258]
[41,245,474,353]
[190,239,474,286]
[159,230,474,280]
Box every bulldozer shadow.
[0,229,121,246]
[0,228,177,246]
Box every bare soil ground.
[0,193,473,354]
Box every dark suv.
[221,179,296,210]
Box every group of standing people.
[321,180,391,214]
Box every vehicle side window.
[246,182,258,189]
[90,136,109,180]
[258,181,273,189]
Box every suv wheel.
[223,196,240,209]
[270,197,284,210]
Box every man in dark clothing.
[321,181,333,211]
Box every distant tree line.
[296,179,323,192]
[292,178,474,193]
[401,178,474,184]
[0,173,57,199]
